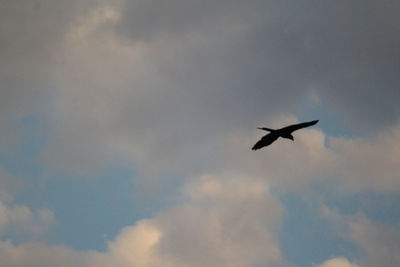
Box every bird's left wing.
[252,133,279,150]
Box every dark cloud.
[115,0,252,42]
[0,0,106,146]
[1,0,399,176]
[114,0,400,130]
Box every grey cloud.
[0,202,54,239]
[0,168,54,240]
[350,218,400,267]
[0,0,107,148]
[2,0,400,180]
[114,0,400,130]
[323,208,400,266]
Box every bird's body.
[252,120,319,150]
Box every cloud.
[0,0,100,146]
[1,1,400,265]
[0,202,54,239]
[315,257,359,267]
[113,0,400,130]
[348,215,400,266]
[219,117,400,193]
[322,207,400,266]
[0,240,87,267]
[0,0,398,179]
[0,168,54,239]
[0,169,16,203]
[102,174,284,266]
[156,174,284,266]
[0,173,284,267]
[36,0,400,179]
[328,126,400,192]
[1,0,398,180]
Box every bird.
[252,120,319,150]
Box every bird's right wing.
[281,120,319,133]
[252,133,279,150]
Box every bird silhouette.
[252,120,319,150]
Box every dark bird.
[252,120,319,150]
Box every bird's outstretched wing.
[280,120,319,133]
[252,133,279,150]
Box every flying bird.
[252,120,319,150]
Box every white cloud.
[156,174,283,266]
[0,173,285,267]
[219,117,400,194]
[315,257,359,267]
[328,126,400,192]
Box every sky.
[1,0,400,266]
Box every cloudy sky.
[1,0,400,266]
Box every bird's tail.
[257,127,275,132]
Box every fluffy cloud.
[155,174,283,266]
[0,174,284,267]
[219,117,400,193]
[101,174,283,266]
[329,126,400,192]
[315,257,359,267]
